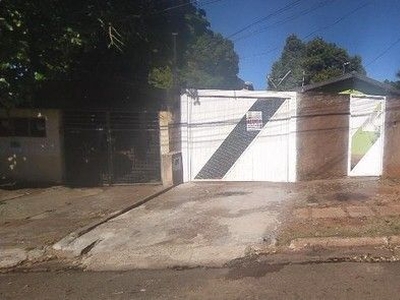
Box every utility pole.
[170,32,181,153]
[172,32,178,89]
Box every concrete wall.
[296,93,350,181]
[159,111,183,186]
[180,90,399,182]
[0,109,64,184]
[383,96,400,178]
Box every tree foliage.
[0,1,91,107]
[384,71,400,89]
[268,34,366,90]
[0,1,241,108]
[268,35,305,91]
[181,32,241,89]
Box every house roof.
[299,72,400,96]
[185,89,296,99]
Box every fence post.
[106,112,114,185]
[159,111,173,186]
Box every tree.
[0,1,91,107]
[384,71,400,89]
[181,32,241,89]
[268,35,366,90]
[0,1,241,108]
[268,34,305,91]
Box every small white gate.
[348,95,385,176]
[181,90,297,182]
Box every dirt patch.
[300,190,373,207]
[277,216,400,246]
[330,192,369,202]
[277,178,400,246]
[291,178,400,208]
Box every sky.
[201,0,400,89]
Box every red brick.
[346,206,375,218]
[311,207,346,219]
[294,208,310,219]
[375,205,400,216]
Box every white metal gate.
[348,95,385,176]
[181,90,297,182]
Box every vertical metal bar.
[106,112,113,185]
[379,97,386,175]
[286,98,290,182]
[347,95,353,176]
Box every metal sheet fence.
[63,111,160,186]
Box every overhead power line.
[226,0,302,39]
[366,37,400,67]
[303,1,370,39]
[117,0,225,20]
[233,0,337,43]
[155,0,225,14]
[259,1,372,88]
[200,0,322,50]
[241,1,370,61]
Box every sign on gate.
[246,111,263,131]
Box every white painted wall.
[181,90,297,182]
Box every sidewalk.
[3,177,400,271]
[274,178,400,253]
[0,184,167,269]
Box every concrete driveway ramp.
[58,182,288,270]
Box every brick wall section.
[383,96,400,178]
[296,93,350,181]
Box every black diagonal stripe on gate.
[195,98,285,179]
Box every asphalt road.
[2,261,400,299]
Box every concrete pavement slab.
[0,248,27,269]
[0,184,166,269]
[57,182,291,270]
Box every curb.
[0,247,46,270]
[288,235,400,251]
[248,247,400,267]
[53,184,177,253]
